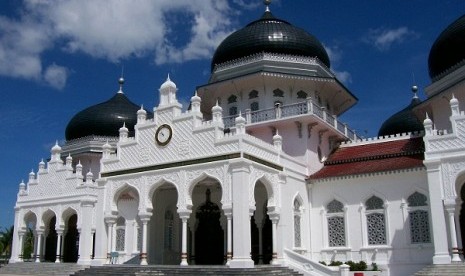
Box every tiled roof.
[310,137,424,179]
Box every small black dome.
[65,93,151,141]
[211,10,330,71]
[378,97,424,137]
[428,14,465,80]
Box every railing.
[223,98,361,141]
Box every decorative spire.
[264,0,271,12]
[411,85,418,99]
[118,76,125,94]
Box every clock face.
[155,124,172,146]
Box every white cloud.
[0,0,236,89]
[365,27,416,51]
[232,0,261,10]
[44,64,68,90]
[323,44,352,84]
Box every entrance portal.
[63,214,78,262]
[195,189,224,265]
[44,216,57,262]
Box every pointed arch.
[251,175,275,207]
[148,178,179,210]
[61,207,78,229]
[113,183,141,212]
[188,172,223,199]
[41,209,57,228]
[23,210,38,230]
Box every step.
[413,263,465,276]
[0,262,87,276]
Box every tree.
[0,226,14,257]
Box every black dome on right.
[428,14,465,80]
[378,96,424,137]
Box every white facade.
[8,8,465,276]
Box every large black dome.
[428,14,465,80]
[378,96,424,137]
[65,92,150,141]
[211,10,330,71]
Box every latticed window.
[327,199,345,247]
[164,210,174,250]
[251,102,259,111]
[297,90,307,99]
[229,106,238,116]
[408,192,430,243]
[137,219,142,251]
[365,196,386,245]
[293,199,302,247]
[115,216,125,251]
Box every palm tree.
[0,226,14,258]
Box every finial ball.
[264,0,271,6]
[118,77,125,85]
[411,85,418,93]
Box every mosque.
[7,2,465,275]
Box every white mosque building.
[7,3,465,276]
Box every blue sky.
[0,0,463,229]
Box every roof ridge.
[324,149,424,165]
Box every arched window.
[293,199,302,248]
[228,95,237,104]
[297,90,308,99]
[115,216,125,251]
[273,88,284,97]
[251,102,259,111]
[164,210,174,250]
[365,196,386,245]
[408,192,431,244]
[249,90,258,99]
[327,199,346,247]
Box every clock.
[155,124,172,146]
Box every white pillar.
[55,230,63,263]
[229,163,254,268]
[180,215,189,266]
[225,211,233,264]
[140,216,150,265]
[105,218,115,264]
[10,209,22,263]
[17,231,24,262]
[425,161,452,264]
[270,218,279,265]
[445,203,462,262]
[35,231,43,262]
[78,200,95,265]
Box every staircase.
[0,262,87,276]
[71,265,303,276]
[413,263,465,275]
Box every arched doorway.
[115,186,140,263]
[149,182,180,264]
[195,188,224,264]
[63,214,78,262]
[23,212,37,261]
[44,216,57,262]
[251,181,272,264]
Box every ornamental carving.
[248,166,279,207]
[441,162,465,199]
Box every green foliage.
[371,262,379,271]
[344,260,368,271]
[0,226,14,257]
[319,261,327,266]
[329,260,343,266]
[22,229,34,260]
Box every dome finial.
[264,0,271,12]
[118,66,125,94]
[411,85,419,99]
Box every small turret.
[137,105,147,124]
[102,140,112,159]
[28,170,35,184]
[424,113,433,136]
[19,180,26,195]
[66,154,73,169]
[76,161,83,180]
[235,112,246,135]
[212,100,223,124]
[86,170,94,184]
[51,141,62,163]
[119,122,129,142]
[38,159,45,173]
[450,94,460,116]
[273,130,283,151]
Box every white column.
[180,215,189,266]
[55,230,63,263]
[10,209,22,263]
[105,219,115,264]
[229,163,254,268]
[270,218,279,265]
[445,203,461,262]
[140,216,150,265]
[35,231,43,262]
[225,210,233,264]
[17,231,24,262]
[78,200,95,265]
[425,161,452,264]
